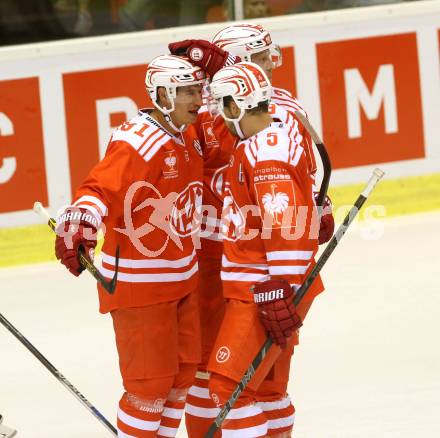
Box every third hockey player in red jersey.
[169,24,334,436]
[205,61,325,437]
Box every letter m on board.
[344,65,398,139]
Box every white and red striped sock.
[221,403,268,437]
[158,387,188,437]
[185,372,220,438]
[257,396,295,437]
[117,393,163,437]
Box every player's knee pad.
[158,364,198,438]
[124,375,175,402]
[257,343,296,402]
[172,362,198,391]
[185,371,219,438]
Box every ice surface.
[1,212,439,437]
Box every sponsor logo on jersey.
[163,150,178,179]
[255,180,296,229]
[202,121,219,147]
[254,172,291,182]
[216,346,230,363]
[170,181,203,237]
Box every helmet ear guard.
[209,62,272,139]
[212,23,283,69]
[270,44,282,68]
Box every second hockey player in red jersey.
[205,61,325,437]
[169,23,334,437]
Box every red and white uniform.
[71,110,203,313]
[197,88,317,255]
[206,118,323,437]
[271,87,317,182]
[184,95,322,437]
[219,119,323,300]
[70,109,203,438]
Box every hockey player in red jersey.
[54,55,207,437]
[169,24,333,437]
[206,61,324,437]
[170,24,334,234]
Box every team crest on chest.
[202,121,219,148]
[254,179,297,229]
[170,182,203,237]
[163,150,178,179]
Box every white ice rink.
[1,211,439,437]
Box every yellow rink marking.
[1,173,439,268]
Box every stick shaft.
[205,168,384,437]
[294,110,331,208]
[33,202,118,293]
[0,313,117,436]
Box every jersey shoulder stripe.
[111,114,172,163]
[271,87,307,117]
[272,87,293,99]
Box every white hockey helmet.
[212,23,282,68]
[145,54,207,116]
[209,62,272,137]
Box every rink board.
[0,1,439,264]
[1,171,439,267]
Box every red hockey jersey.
[220,118,324,302]
[194,87,316,259]
[70,110,203,313]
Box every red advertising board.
[317,33,425,169]
[0,21,437,221]
[0,77,48,213]
[272,46,297,97]
[63,65,147,195]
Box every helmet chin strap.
[221,107,246,139]
[164,113,186,133]
[233,119,246,139]
[153,88,186,134]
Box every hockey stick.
[0,415,16,438]
[33,202,119,294]
[0,313,117,436]
[294,110,331,207]
[205,168,385,437]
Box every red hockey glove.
[55,207,98,276]
[168,39,239,76]
[315,193,335,245]
[252,278,302,349]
